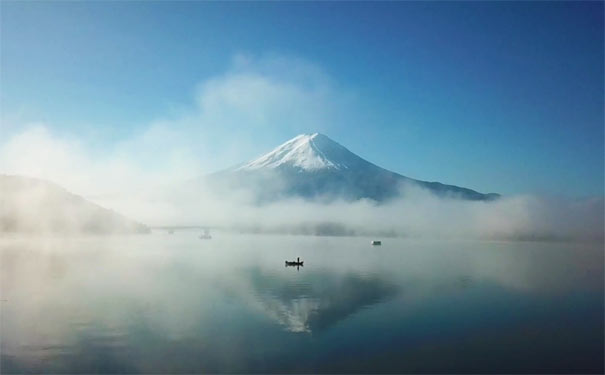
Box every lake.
[1,232,603,373]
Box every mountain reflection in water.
[1,234,603,373]
[239,268,399,333]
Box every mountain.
[205,133,499,202]
[0,175,150,234]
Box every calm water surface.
[1,233,603,373]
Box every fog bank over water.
[95,181,604,242]
[0,171,601,241]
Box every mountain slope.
[207,133,499,202]
[0,175,150,234]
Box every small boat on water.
[285,257,304,267]
[371,240,382,245]
[199,228,212,239]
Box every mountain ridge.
[205,133,499,202]
[0,174,150,234]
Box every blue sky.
[1,1,603,197]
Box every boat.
[199,228,212,239]
[371,240,382,245]
[285,257,304,267]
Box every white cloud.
[0,54,349,195]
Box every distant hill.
[0,175,149,234]
[203,133,499,202]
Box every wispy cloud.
[1,54,349,195]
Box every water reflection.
[239,268,399,333]
[1,235,603,373]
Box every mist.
[90,177,602,242]
[0,175,149,235]
[3,161,602,241]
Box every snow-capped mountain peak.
[211,132,499,202]
[236,133,355,171]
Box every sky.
[1,1,603,197]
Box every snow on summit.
[236,133,353,171]
[211,132,499,201]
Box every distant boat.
[199,228,212,239]
[168,229,174,234]
[371,240,382,245]
[285,257,304,267]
